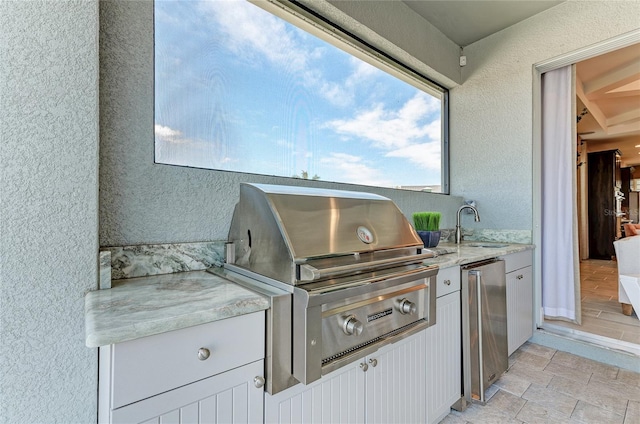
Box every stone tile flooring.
[441,342,640,423]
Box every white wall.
[450,0,640,231]
[0,1,99,422]
[99,0,464,247]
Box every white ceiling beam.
[607,120,640,136]
[584,58,640,97]
[587,89,640,100]
[607,109,640,126]
[576,76,608,131]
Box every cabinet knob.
[444,279,451,286]
[516,274,524,280]
[368,358,378,367]
[254,376,266,388]
[197,347,211,361]
[360,362,369,372]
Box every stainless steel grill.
[209,183,439,394]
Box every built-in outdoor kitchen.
[86,183,534,423]
[5,0,640,422]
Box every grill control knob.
[342,315,364,336]
[398,298,417,315]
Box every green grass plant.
[412,211,441,232]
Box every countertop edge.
[424,242,534,268]
[86,242,534,347]
[84,270,270,348]
[85,301,269,348]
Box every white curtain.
[541,65,581,322]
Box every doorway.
[534,34,640,356]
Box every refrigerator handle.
[471,269,485,403]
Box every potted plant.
[412,211,441,248]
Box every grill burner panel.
[292,264,436,384]
[320,275,430,363]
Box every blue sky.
[154,0,442,189]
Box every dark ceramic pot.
[417,230,441,248]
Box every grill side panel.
[228,185,295,284]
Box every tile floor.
[548,260,640,345]
[441,342,640,423]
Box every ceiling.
[399,0,639,168]
[402,0,563,47]
[576,43,640,168]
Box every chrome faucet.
[455,204,480,244]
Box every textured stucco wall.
[450,0,640,231]
[0,1,99,422]
[99,0,464,247]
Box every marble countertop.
[425,241,534,268]
[85,271,270,347]
[85,241,533,348]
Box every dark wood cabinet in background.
[621,167,631,210]
[587,150,620,259]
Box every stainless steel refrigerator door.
[463,259,508,404]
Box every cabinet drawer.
[500,250,532,273]
[436,266,460,298]
[111,311,265,409]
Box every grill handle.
[298,251,437,282]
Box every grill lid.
[227,183,428,285]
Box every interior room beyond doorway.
[541,40,640,357]
[549,260,640,347]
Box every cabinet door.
[365,330,427,424]
[111,360,263,424]
[264,360,365,424]
[506,266,534,355]
[425,291,461,424]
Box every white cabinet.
[426,266,461,424]
[501,250,534,355]
[111,360,263,424]
[99,312,265,424]
[264,356,365,424]
[365,331,427,424]
[264,330,427,424]
[265,266,462,424]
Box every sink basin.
[468,243,509,248]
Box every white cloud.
[345,58,378,87]
[200,1,312,73]
[154,123,236,168]
[316,60,378,107]
[198,0,377,108]
[321,92,442,171]
[386,141,441,171]
[323,92,441,150]
[155,124,187,143]
[320,153,393,187]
